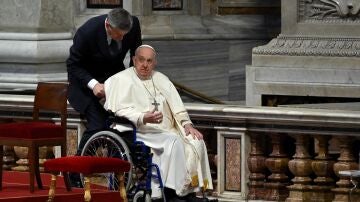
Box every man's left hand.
[184,124,203,140]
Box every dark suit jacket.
[67,14,142,113]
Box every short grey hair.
[107,8,133,31]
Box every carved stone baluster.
[311,135,335,202]
[264,133,290,201]
[247,133,267,200]
[286,134,313,202]
[12,146,51,172]
[332,136,358,202]
[3,146,16,170]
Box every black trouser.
[70,100,108,187]
[76,100,108,155]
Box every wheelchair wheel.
[80,130,133,191]
[133,190,151,202]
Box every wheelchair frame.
[79,115,165,201]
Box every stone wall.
[0,0,73,90]
[0,0,280,101]
[73,0,280,102]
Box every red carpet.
[0,171,123,202]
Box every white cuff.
[87,79,99,90]
[181,120,192,127]
[137,113,145,127]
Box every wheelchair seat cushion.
[0,122,63,139]
[44,156,131,175]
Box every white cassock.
[104,67,213,198]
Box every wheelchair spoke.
[80,131,134,191]
[88,172,120,190]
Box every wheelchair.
[79,114,165,202]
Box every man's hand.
[93,83,105,98]
[143,109,163,124]
[184,123,203,140]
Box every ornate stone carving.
[253,35,360,57]
[302,0,360,21]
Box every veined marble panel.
[225,138,241,191]
[0,36,71,90]
[145,40,269,102]
[254,67,360,84]
[141,14,277,40]
[246,62,360,106]
[0,0,73,32]
[218,0,279,7]
[0,40,71,63]
[217,129,248,200]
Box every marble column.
[0,0,73,90]
[0,0,73,169]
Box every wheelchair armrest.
[107,111,136,128]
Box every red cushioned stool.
[44,156,130,202]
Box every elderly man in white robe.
[104,44,213,201]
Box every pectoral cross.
[152,99,160,111]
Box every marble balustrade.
[1,94,360,201]
[186,104,360,202]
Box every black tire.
[80,130,133,191]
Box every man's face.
[106,21,128,41]
[133,48,157,79]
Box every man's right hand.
[93,83,105,98]
[143,109,163,124]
